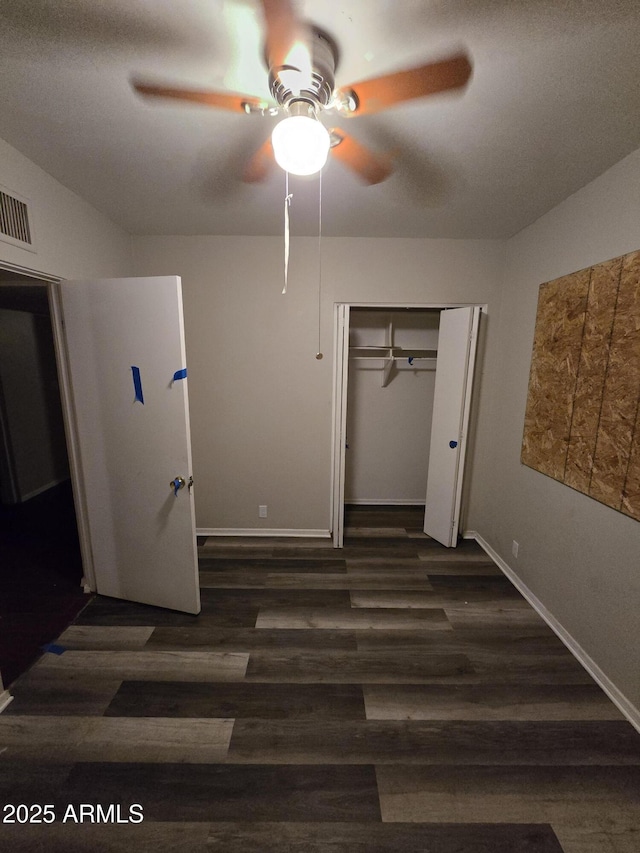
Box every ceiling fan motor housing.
[269,26,339,110]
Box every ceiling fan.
[131,0,472,185]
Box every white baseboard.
[471,531,640,734]
[199,528,331,539]
[345,499,426,506]
[0,690,14,714]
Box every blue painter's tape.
[172,368,187,382]
[131,366,144,403]
[43,643,66,656]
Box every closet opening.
[331,302,482,548]
[345,307,439,508]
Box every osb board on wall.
[521,249,640,521]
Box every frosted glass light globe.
[271,115,330,176]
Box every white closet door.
[424,306,480,547]
[56,276,200,613]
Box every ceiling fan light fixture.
[271,106,330,176]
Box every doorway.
[0,268,86,687]
[331,302,482,548]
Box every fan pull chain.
[283,170,292,295]
[316,168,323,359]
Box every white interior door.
[54,276,200,613]
[424,306,480,547]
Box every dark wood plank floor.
[1,506,639,852]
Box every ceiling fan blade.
[261,0,312,91]
[338,53,472,116]
[330,130,394,185]
[132,80,266,113]
[243,136,275,183]
[261,0,300,68]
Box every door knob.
[449,440,458,448]
[170,476,186,496]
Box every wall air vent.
[0,186,36,253]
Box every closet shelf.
[349,346,438,387]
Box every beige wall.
[133,235,504,532]
[0,137,132,280]
[468,147,640,715]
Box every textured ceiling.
[1,0,639,239]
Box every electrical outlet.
[259,505,267,518]
[512,540,519,558]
